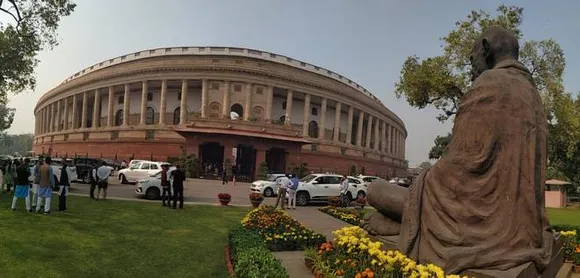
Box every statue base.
[370,233,563,278]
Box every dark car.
[102,158,121,171]
[73,158,106,183]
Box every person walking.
[171,164,186,209]
[31,158,43,210]
[221,164,228,185]
[274,174,290,210]
[339,176,349,208]
[95,161,111,200]
[58,162,70,212]
[89,162,99,199]
[287,174,300,210]
[11,159,31,211]
[36,157,55,214]
[3,161,14,192]
[160,164,171,207]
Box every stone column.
[139,81,148,125]
[381,121,387,153]
[333,102,341,142]
[265,86,273,123]
[388,125,393,154]
[222,81,230,118]
[319,98,327,139]
[179,79,188,124]
[201,79,208,118]
[42,108,47,133]
[56,100,61,131]
[63,97,69,130]
[346,106,354,145]
[81,92,88,129]
[159,80,167,125]
[107,86,114,127]
[123,84,130,126]
[365,115,373,148]
[244,83,252,120]
[402,133,405,158]
[284,90,293,125]
[72,95,78,129]
[374,119,380,151]
[356,111,364,146]
[93,89,100,129]
[302,94,311,137]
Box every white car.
[135,167,176,200]
[250,173,287,197]
[346,176,368,201]
[28,158,78,185]
[358,175,380,186]
[118,161,170,184]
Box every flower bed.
[241,205,326,251]
[319,206,363,225]
[229,226,289,278]
[305,226,467,278]
[560,230,579,264]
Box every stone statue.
[362,26,558,275]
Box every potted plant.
[249,193,264,208]
[355,196,366,209]
[328,196,341,207]
[218,193,231,206]
[574,244,580,272]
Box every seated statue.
[362,26,556,274]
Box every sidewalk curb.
[66,193,253,207]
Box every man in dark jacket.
[11,159,31,211]
[89,162,98,199]
[58,162,70,212]
[160,164,171,207]
[171,164,186,209]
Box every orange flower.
[336,269,343,276]
[576,245,580,253]
[355,273,362,278]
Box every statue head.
[470,26,519,81]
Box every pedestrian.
[11,159,31,211]
[232,164,237,186]
[31,158,42,210]
[3,161,14,192]
[95,161,111,200]
[274,174,290,210]
[58,162,70,212]
[171,163,186,209]
[36,156,55,214]
[339,176,349,208]
[221,164,228,185]
[287,174,300,210]
[120,160,127,169]
[160,164,171,207]
[89,162,98,199]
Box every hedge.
[229,226,288,278]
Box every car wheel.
[145,187,160,200]
[119,174,128,184]
[357,191,366,199]
[296,191,310,206]
[264,187,274,197]
[346,192,353,202]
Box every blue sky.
[5,0,579,166]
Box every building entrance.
[199,142,225,179]
[234,144,255,182]
[266,147,287,173]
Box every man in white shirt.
[274,174,291,210]
[93,162,112,200]
[340,176,349,208]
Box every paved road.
[69,177,282,206]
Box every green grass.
[547,207,580,226]
[0,193,248,278]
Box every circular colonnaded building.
[33,46,407,180]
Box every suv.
[346,176,368,201]
[358,175,379,185]
[73,158,115,183]
[135,166,177,200]
[250,173,287,197]
[118,161,169,184]
[288,174,343,206]
[28,158,78,185]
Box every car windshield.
[300,174,316,183]
[268,175,281,181]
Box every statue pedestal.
[370,233,563,278]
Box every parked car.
[358,175,379,185]
[28,158,77,185]
[283,173,338,206]
[73,158,115,183]
[346,176,368,201]
[118,161,170,184]
[250,173,287,197]
[102,158,121,171]
[135,166,177,200]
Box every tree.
[0,0,76,132]
[0,133,32,155]
[395,5,566,163]
[418,161,432,170]
[349,165,357,176]
[257,161,269,180]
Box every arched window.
[209,102,221,118]
[230,103,243,118]
[117,96,124,104]
[311,107,318,116]
[308,121,319,138]
[115,109,123,126]
[252,106,264,120]
[173,107,181,125]
[146,107,155,125]
[282,101,287,110]
[147,92,153,102]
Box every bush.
[229,226,289,278]
[257,161,269,180]
[350,165,357,176]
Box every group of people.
[273,174,300,210]
[88,161,112,200]
[160,163,186,209]
[3,156,70,214]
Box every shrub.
[229,226,288,278]
[257,161,269,180]
[218,193,231,199]
[327,196,341,207]
[249,192,264,202]
[350,165,357,176]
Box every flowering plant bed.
[305,226,466,278]
[229,226,288,278]
[241,205,326,251]
[319,206,363,226]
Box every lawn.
[547,207,580,226]
[0,193,248,278]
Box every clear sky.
[5,0,580,167]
